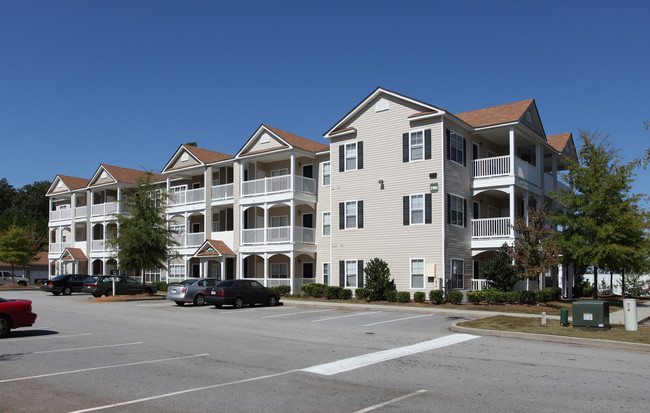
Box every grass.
[458,315,650,345]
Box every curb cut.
[451,321,650,353]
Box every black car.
[40,274,90,295]
[82,276,158,297]
[204,279,280,309]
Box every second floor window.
[322,162,330,186]
[448,194,466,227]
[339,142,364,172]
[410,194,424,224]
[339,201,363,229]
[322,212,331,236]
[403,194,432,225]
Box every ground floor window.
[323,262,330,286]
[144,269,161,283]
[411,259,425,289]
[271,263,288,278]
[346,260,357,288]
[168,264,185,280]
[450,259,464,289]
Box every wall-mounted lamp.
[378,179,384,190]
[298,162,302,167]
[297,259,301,264]
[298,210,302,216]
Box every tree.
[481,243,519,291]
[0,225,38,284]
[510,201,561,300]
[106,172,178,289]
[363,258,396,301]
[552,130,649,299]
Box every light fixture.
[378,179,384,190]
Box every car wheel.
[62,286,72,296]
[233,297,244,309]
[175,301,185,306]
[0,315,11,338]
[105,289,113,297]
[52,292,61,296]
[268,295,278,307]
[18,281,27,287]
[144,288,153,295]
[214,304,223,309]
[193,294,205,306]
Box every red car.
[0,297,37,338]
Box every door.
[302,213,313,229]
[303,262,314,281]
[192,264,200,278]
[302,164,313,179]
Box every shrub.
[485,289,505,305]
[385,290,398,302]
[355,288,368,300]
[151,281,168,292]
[324,286,343,299]
[364,258,396,301]
[481,243,519,291]
[339,288,353,300]
[505,291,519,304]
[518,290,538,305]
[467,291,483,305]
[397,291,411,303]
[270,285,291,296]
[448,290,464,305]
[582,285,594,298]
[413,291,426,303]
[429,290,444,305]
[540,287,561,302]
[302,283,328,297]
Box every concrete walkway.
[609,299,650,325]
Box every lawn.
[458,315,650,345]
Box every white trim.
[322,262,330,286]
[448,193,465,228]
[344,142,358,172]
[409,194,425,225]
[408,129,425,162]
[344,259,359,289]
[344,200,359,230]
[321,161,331,187]
[410,258,426,290]
[322,211,331,237]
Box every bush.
[364,258,396,301]
[397,291,411,303]
[467,291,483,305]
[518,290,538,305]
[448,290,464,305]
[301,283,327,298]
[355,288,368,300]
[505,291,519,304]
[339,288,353,300]
[540,287,562,302]
[429,290,444,305]
[413,291,426,303]
[582,285,594,298]
[269,285,291,296]
[385,290,398,302]
[151,281,168,292]
[324,286,343,299]
[485,289,505,305]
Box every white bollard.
[541,311,547,325]
[623,299,638,331]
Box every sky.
[1,0,649,202]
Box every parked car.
[0,271,29,286]
[82,275,157,297]
[0,297,37,338]
[166,278,220,306]
[204,280,280,309]
[40,274,90,295]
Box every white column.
[509,186,515,237]
[263,253,269,287]
[509,127,516,176]
[290,151,295,192]
[263,204,268,244]
[116,186,122,213]
[289,200,295,243]
[289,251,295,293]
[524,191,530,226]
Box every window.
[322,162,330,186]
[323,263,330,285]
[410,131,424,161]
[168,264,185,279]
[345,260,357,288]
[449,194,466,227]
[145,269,161,283]
[411,259,425,289]
[271,169,288,177]
[271,263,288,278]
[410,195,424,224]
[346,201,357,229]
[404,194,431,225]
[339,201,363,229]
[271,216,288,227]
[192,182,201,189]
[322,212,331,236]
[450,259,464,289]
[345,143,357,171]
[170,185,187,193]
[446,130,466,165]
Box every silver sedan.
[166,278,220,306]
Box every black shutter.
[463,199,467,227]
[462,138,467,166]
[339,202,345,230]
[358,200,364,228]
[447,194,451,224]
[446,129,451,160]
[425,129,432,160]
[425,193,432,224]
[357,141,364,169]
[339,145,344,172]
[358,260,364,288]
[403,133,409,163]
[403,196,410,226]
[339,261,345,287]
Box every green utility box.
[572,300,610,330]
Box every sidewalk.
[609,300,650,325]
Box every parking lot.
[2,290,649,413]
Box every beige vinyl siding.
[329,95,444,292]
[246,133,286,153]
[169,151,200,170]
[314,154,331,284]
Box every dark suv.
[40,274,90,295]
[82,275,157,297]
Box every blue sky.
[1,0,649,201]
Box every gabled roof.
[59,248,88,261]
[89,164,166,187]
[324,87,447,138]
[194,239,236,257]
[47,175,90,195]
[455,99,535,128]
[547,133,572,153]
[163,144,234,173]
[237,124,328,158]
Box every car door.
[249,280,267,304]
[124,277,141,294]
[72,275,85,292]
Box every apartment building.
[46,87,576,296]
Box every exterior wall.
[314,154,331,284]
[247,133,286,153]
[168,152,200,170]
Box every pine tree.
[363,258,396,301]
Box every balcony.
[241,176,315,197]
[472,217,512,239]
[211,183,234,201]
[473,156,540,187]
[91,202,118,217]
[49,242,72,254]
[75,206,87,219]
[49,208,72,222]
[172,232,206,248]
[169,187,204,206]
[241,226,315,245]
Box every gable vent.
[260,133,271,144]
[375,99,389,112]
[181,153,189,162]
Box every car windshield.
[217,281,234,287]
[51,275,67,281]
[177,279,198,286]
[0,298,9,303]
[85,277,97,283]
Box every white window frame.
[168,264,185,279]
[323,262,330,286]
[191,182,201,189]
[145,268,161,283]
[449,130,464,165]
[322,212,331,236]
[170,185,187,193]
[345,143,358,171]
[450,258,464,290]
[410,258,425,289]
[409,130,424,162]
[410,194,425,225]
[271,168,288,177]
[322,162,330,186]
[271,215,288,227]
[345,201,358,229]
[271,263,288,278]
[345,260,358,288]
[450,194,465,227]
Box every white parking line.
[261,309,335,319]
[300,334,479,376]
[136,303,171,307]
[353,389,428,412]
[363,314,434,327]
[35,342,143,354]
[0,353,209,383]
[2,333,92,342]
[311,311,380,322]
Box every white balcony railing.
[186,232,205,247]
[75,206,87,218]
[268,226,290,242]
[91,202,118,216]
[473,155,510,178]
[294,176,315,194]
[294,227,315,244]
[241,175,316,197]
[242,228,265,244]
[472,217,511,238]
[472,279,492,291]
[49,208,72,221]
[91,240,104,251]
[211,183,233,201]
[514,157,539,186]
[169,187,205,206]
[49,242,72,254]
[242,227,316,245]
